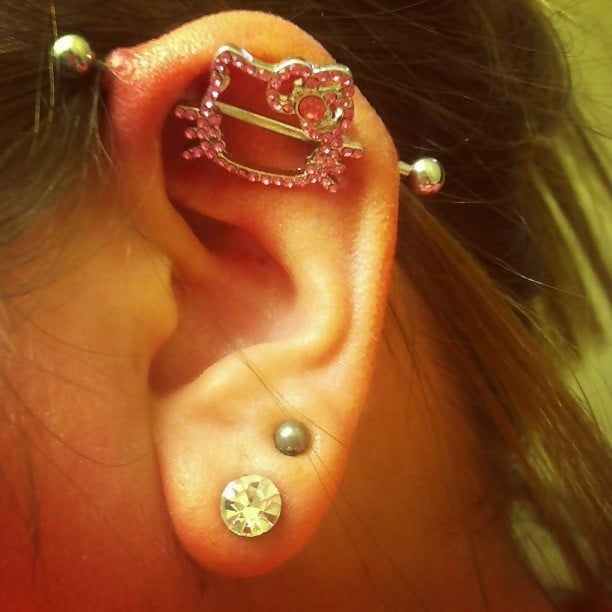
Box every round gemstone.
[297,95,327,122]
[220,475,282,538]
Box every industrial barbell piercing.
[50,35,445,194]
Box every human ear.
[104,10,399,578]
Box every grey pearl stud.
[52,34,97,77]
[274,419,310,456]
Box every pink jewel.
[305,76,319,88]
[282,103,294,113]
[298,95,327,122]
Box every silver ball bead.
[409,157,445,195]
[52,34,97,77]
[274,419,310,456]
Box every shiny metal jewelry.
[220,474,282,537]
[274,419,310,456]
[52,34,98,77]
[175,43,445,195]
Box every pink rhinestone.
[352,149,364,159]
[341,147,353,157]
[305,76,319,88]
[338,98,351,109]
[211,90,220,99]
[332,74,341,82]
[273,103,283,112]
[208,114,221,126]
[219,52,231,64]
[309,176,318,183]
[305,163,317,175]
[344,108,354,120]
[185,127,197,139]
[245,65,255,75]
[204,99,214,109]
[196,128,207,139]
[247,172,257,181]
[262,176,271,185]
[238,169,249,178]
[341,119,351,130]
[266,92,277,101]
[327,183,339,193]
[295,177,307,186]
[258,69,271,80]
[270,78,281,89]
[342,85,355,97]
[192,148,203,158]
[290,65,303,76]
[206,150,214,159]
[283,103,294,113]
[273,177,283,186]
[213,142,224,153]
[175,107,186,119]
[321,132,332,143]
[284,179,295,188]
[297,95,327,122]
[200,142,211,151]
[234,59,243,68]
[182,150,193,159]
[331,137,342,148]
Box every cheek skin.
[0,223,202,609]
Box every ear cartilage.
[174,44,444,195]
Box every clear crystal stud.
[274,419,310,456]
[220,474,282,537]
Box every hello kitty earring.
[175,44,444,195]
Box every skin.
[0,11,555,611]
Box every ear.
[105,10,399,578]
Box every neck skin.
[0,226,553,611]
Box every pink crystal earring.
[175,44,445,195]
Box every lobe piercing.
[220,474,282,537]
[274,419,311,456]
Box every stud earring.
[274,419,310,456]
[220,474,282,537]
[174,43,445,195]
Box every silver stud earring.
[220,474,282,537]
[274,419,311,456]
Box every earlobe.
[107,10,399,577]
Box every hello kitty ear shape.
[175,44,445,195]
